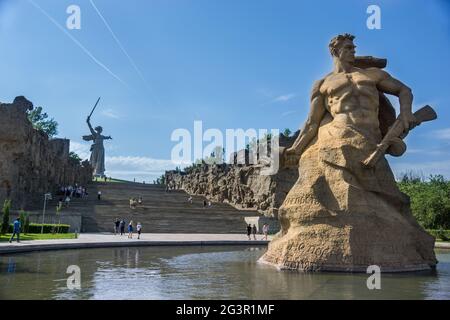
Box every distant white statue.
[83,115,112,177]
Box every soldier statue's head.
[329,33,356,63]
[95,126,103,134]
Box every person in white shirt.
[262,224,269,241]
[65,196,71,207]
[136,222,142,240]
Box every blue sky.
[0,0,449,182]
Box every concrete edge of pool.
[0,233,271,254]
[0,233,449,255]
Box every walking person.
[129,198,134,209]
[97,190,102,200]
[119,219,125,236]
[64,195,71,208]
[246,224,252,240]
[114,218,120,235]
[9,218,21,243]
[128,221,134,239]
[136,222,142,240]
[262,223,269,240]
[252,224,257,240]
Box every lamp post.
[41,193,52,234]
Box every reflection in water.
[7,258,16,273]
[0,247,449,300]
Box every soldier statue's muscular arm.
[287,84,326,157]
[372,68,419,133]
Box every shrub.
[398,175,450,230]
[8,223,70,234]
[436,229,450,241]
[1,200,11,234]
[24,214,30,234]
[427,229,450,241]
[19,210,26,231]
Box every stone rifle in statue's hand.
[362,105,437,168]
[398,111,419,134]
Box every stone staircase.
[46,181,260,234]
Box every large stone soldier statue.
[261,34,437,272]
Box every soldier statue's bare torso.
[320,67,385,139]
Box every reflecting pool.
[0,246,449,300]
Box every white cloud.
[101,108,120,119]
[106,156,176,173]
[407,148,450,156]
[70,141,183,182]
[260,92,297,107]
[391,160,450,180]
[432,128,450,141]
[281,110,298,117]
[273,93,296,103]
[70,141,91,160]
[105,156,182,183]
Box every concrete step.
[53,181,261,234]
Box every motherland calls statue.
[83,98,112,177]
[260,34,438,272]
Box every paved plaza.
[0,233,273,254]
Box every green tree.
[69,151,82,165]
[27,106,59,138]
[155,174,166,185]
[1,200,11,234]
[24,214,30,234]
[283,128,292,137]
[398,174,450,230]
[19,210,26,232]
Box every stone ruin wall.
[0,96,92,210]
[165,132,300,218]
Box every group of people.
[165,182,178,192]
[247,223,269,241]
[186,197,212,208]
[129,197,143,209]
[57,184,89,209]
[59,184,88,198]
[114,219,142,239]
[203,200,212,208]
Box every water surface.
[0,246,449,300]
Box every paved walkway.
[436,242,450,249]
[1,233,448,255]
[0,233,272,254]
